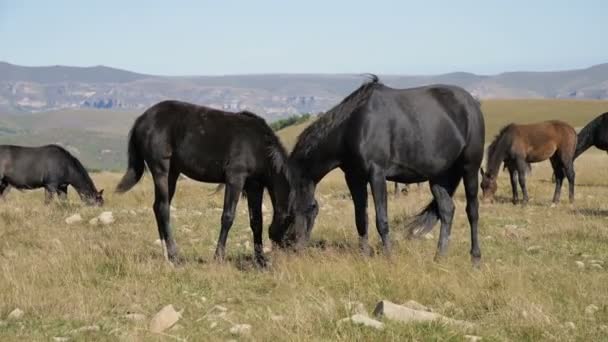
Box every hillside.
[1,62,608,117]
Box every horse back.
[0,144,76,188]
[511,121,577,161]
[132,101,277,182]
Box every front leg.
[368,165,391,256]
[516,159,529,205]
[345,172,371,256]
[508,166,519,204]
[245,182,266,267]
[57,184,68,201]
[44,186,56,205]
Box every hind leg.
[345,171,371,256]
[214,174,246,262]
[150,161,180,263]
[561,154,575,203]
[549,156,565,204]
[430,178,456,261]
[463,166,481,266]
[245,182,266,267]
[0,180,9,200]
[368,165,391,255]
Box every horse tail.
[116,126,145,193]
[406,174,461,238]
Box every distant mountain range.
[1,61,608,119]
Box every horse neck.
[67,164,97,197]
[292,133,343,184]
[486,133,511,178]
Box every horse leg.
[516,159,529,205]
[57,184,68,201]
[245,182,266,267]
[549,156,565,204]
[345,172,370,256]
[214,175,245,262]
[164,168,180,262]
[150,162,179,263]
[368,165,391,256]
[429,179,456,261]
[508,165,519,204]
[559,151,576,203]
[0,180,9,200]
[44,185,56,205]
[462,165,481,266]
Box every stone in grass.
[590,263,604,270]
[464,335,482,342]
[564,321,576,330]
[526,245,541,254]
[575,261,585,269]
[229,324,252,335]
[585,304,599,316]
[65,214,82,224]
[149,305,180,333]
[7,308,24,320]
[338,314,384,330]
[373,300,473,329]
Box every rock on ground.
[7,308,24,320]
[229,323,252,335]
[585,304,599,315]
[564,321,576,329]
[98,211,115,225]
[465,335,482,342]
[65,214,82,224]
[373,300,473,329]
[339,314,384,330]
[149,305,180,333]
[575,261,585,269]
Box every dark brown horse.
[115,100,293,267]
[480,121,577,204]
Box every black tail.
[406,175,461,238]
[116,127,145,193]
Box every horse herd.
[1,76,607,268]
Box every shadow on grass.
[570,208,608,217]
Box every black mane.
[292,75,382,158]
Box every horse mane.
[575,112,608,159]
[291,74,382,159]
[236,110,292,183]
[486,124,515,176]
[49,144,97,191]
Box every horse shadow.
[570,208,608,217]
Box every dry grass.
[1,151,608,341]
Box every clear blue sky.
[1,0,606,75]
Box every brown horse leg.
[345,172,371,256]
[563,158,575,203]
[516,159,529,205]
[245,182,267,267]
[549,156,565,204]
[214,174,246,262]
[508,165,519,204]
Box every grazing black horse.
[573,112,608,158]
[0,145,104,205]
[115,100,293,266]
[271,76,485,265]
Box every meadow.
[1,100,608,341]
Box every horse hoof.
[254,254,268,268]
[471,256,482,269]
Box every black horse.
[115,100,293,266]
[0,145,104,205]
[272,76,485,265]
[573,112,608,158]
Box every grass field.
[1,100,608,341]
